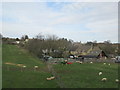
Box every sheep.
[101,78,107,82]
[34,66,38,68]
[50,76,55,80]
[76,61,82,64]
[108,64,110,66]
[46,78,52,80]
[99,72,102,76]
[46,76,55,80]
[90,62,93,64]
[76,61,80,63]
[64,60,68,62]
[21,65,26,72]
[23,66,26,68]
[103,63,106,65]
[115,79,119,83]
[79,61,83,64]
[34,66,39,71]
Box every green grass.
[53,63,119,88]
[2,44,58,88]
[3,70,58,88]
[2,44,120,88]
[2,44,44,68]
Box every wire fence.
[47,58,116,64]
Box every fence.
[47,58,116,64]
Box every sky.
[1,1,118,43]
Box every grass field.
[2,44,58,88]
[53,63,119,88]
[2,44,120,88]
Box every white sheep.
[108,64,110,66]
[101,78,107,82]
[64,60,68,62]
[23,66,26,68]
[79,61,83,64]
[103,63,106,65]
[90,62,93,64]
[46,78,52,80]
[21,65,26,72]
[115,79,119,83]
[99,72,102,76]
[76,61,80,63]
[34,66,38,68]
[50,76,55,80]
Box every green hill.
[2,44,58,88]
[2,44,119,88]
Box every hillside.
[2,44,58,88]
[2,44,119,88]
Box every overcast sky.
[1,2,118,43]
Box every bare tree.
[36,33,44,40]
[24,34,73,58]
[21,35,29,41]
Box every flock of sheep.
[76,61,119,83]
[98,71,119,83]
[21,65,39,71]
[46,60,120,84]
[21,60,119,84]
[21,65,55,80]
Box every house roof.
[71,44,108,56]
[76,45,91,52]
[87,46,102,56]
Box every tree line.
[1,33,120,58]
[24,34,75,58]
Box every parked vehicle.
[115,56,120,63]
[43,55,52,62]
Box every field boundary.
[46,62,66,88]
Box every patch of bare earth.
[4,62,24,67]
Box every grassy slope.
[2,44,120,88]
[53,63,119,88]
[2,44,58,88]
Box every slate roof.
[76,44,91,53]
[87,46,102,56]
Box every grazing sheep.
[90,62,93,64]
[115,79,119,83]
[23,66,26,68]
[50,76,55,80]
[99,72,102,76]
[21,65,26,72]
[46,78,52,80]
[61,60,68,65]
[76,61,80,63]
[103,63,106,65]
[79,61,83,64]
[64,60,68,62]
[108,64,110,66]
[17,64,24,67]
[101,78,107,82]
[76,61,82,64]
[34,66,38,68]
